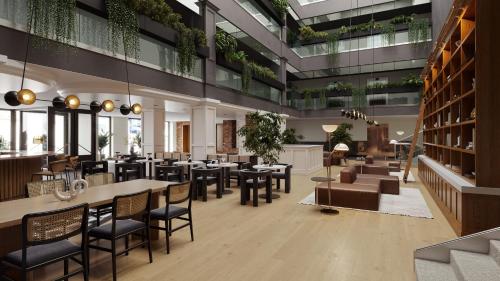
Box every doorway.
[182,124,190,153]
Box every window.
[98,116,112,159]
[128,118,142,155]
[0,110,11,150]
[21,111,47,153]
[54,114,68,154]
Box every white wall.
[111,117,129,155]
[287,116,419,142]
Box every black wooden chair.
[230,162,252,186]
[88,189,152,281]
[115,163,143,182]
[272,164,293,193]
[155,165,184,182]
[240,170,272,207]
[81,160,108,179]
[0,204,89,281]
[85,173,115,226]
[150,181,194,254]
[192,167,222,201]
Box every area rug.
[298,187,433,219]
[389,171,416,182]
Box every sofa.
[365,155,401,172]
[315,166,401,211]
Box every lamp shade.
[17,89,36,105]
[322,125,338,133]
[131,103,142,114]
[102,100,115,112]
[389,140,398,144]
[4,91,20,106]
[396,130,405,136]
[334,143,349,151]
[52,97,66,109]
[120,104,131,115]
[90,101,102,113]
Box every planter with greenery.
[237,112,284,164]
[282,128,303,144]
[0,136,7,150]
[27,0,77,46]
[330,123,353,151]
[271,0,288,18]
[98,130,112,160]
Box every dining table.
[207,162,238,194]
[252,164,288,199]
[173,160,204,180]
[136,158,165,179]
[0,179,175,258]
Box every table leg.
[222,167,233,195]
[149,162,153,180]
[259,175,280,200]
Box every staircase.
[414,227,500,281]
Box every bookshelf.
[422,0,476,183]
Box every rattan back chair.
[1,203,89,280]
[85,173,115,226]
[26,179,66,198]
[150,181,194,254]
[88,189,153,281]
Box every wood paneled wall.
[0,157,43,201]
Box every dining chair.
[0,203,89,281]
[85,173,114,226]
[272,163,293,193]
[230,162,251,186]
[26,179,66,198]
[192,167,222,201]
[150,181,193,254]
[240,169,272,207]
[115,163,143,182]
[88,189,152,281]
[155,165,184,182]
[65,156,79,180]
[171,152,181,161]
[31,159,68,182]
[81,161,109,179]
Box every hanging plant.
[319,92,327,106]
[106,0,140,58]
[27,0,77,46]
[176,25,197,74]
[272,0,288,18]
[380,24,396,45]
[408,18,429,44]
[304,91,313,109]
[241,61,252,93]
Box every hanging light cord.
[124,51,132,106]
[20,5,34,90]
[371,0,375,121]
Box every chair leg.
[111,240,117,281]
[146,228,153,263]
[168,219,172,236]
[96,210,101,226]
[240,181,246,205]
[285,175,291,193]
[64,258,69,281]
[189,211,194,241]
[276,179,281,190]
[165,220,170,254]
[125,235,129,256]
[202,181,207,202]
[253,184,258,207]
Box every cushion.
[365,156,374,164]
[5,240,81,267]
[245,179,267,186]
[196,176,217,181]
[354,177,381,187]
[150,205,189,220]
[340,166,357,184]
[88,219,145,239]
[272,172,285,179]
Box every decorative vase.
[53,179,88,201]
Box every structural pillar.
[142,108,165,156]
[191,100,218,160]
[200,0,219,89]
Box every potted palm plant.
[97,130,112,160]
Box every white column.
[236,113,247,154]
[142,108,165,156]
[191,103,217,160]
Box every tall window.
[128,118,142,155]
[164,121,175,152]
[98,116,111,159]
[0,110,11,150]
[22,111,47,153]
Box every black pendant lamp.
[123,54,142,116]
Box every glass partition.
[21,111,47,153]
[235,0,281,39]
[0,110,11,150]
[216,65,281,104]
[98,116,111,159]
[128,118,142,155]
[77,113,92,156]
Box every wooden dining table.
[0,179,176,257]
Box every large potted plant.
[97,130,112,160]
[237,112,284,165]
[329,123,353,150]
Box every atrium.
[0,0,499,280]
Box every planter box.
[368,85,421,95]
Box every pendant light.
[102,100,115,112]
[52,97,66,109]
[64,95,80,109]
[90,101,102,113]
[4,91,20,106]
[123,53,142,115]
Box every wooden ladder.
[403,97,426,183]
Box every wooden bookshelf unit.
[418,0,500,236]
[422,0,476,183]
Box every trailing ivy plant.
[408,17,429,44]
[27,0,77,46]
[106,0,140,58]
[319,92,327,106]
[272,0,289,18]
[304,91,313,109]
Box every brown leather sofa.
[351,165,400,195]
[365,155,400,172]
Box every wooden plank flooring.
[34,164,456,281]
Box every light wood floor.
[36,164,456,281]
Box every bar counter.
[0,151,53,201]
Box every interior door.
[182,124,190,153]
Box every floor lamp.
[321,125,338,214]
